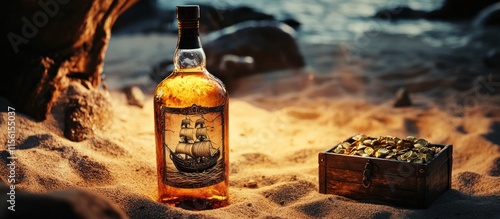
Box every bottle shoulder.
[154,70,228,108]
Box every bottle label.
[161,104,226,188]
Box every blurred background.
[157,0,445,43]
[111,0,491,47]
[105,0,500,99]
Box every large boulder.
[0,0,137,121]
[203,20,305,81]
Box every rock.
[484,49,500,67]
[281,17,301,30]
[64,83,113,142]
[124,86,145,108]
[426,0,500,20]
[0,186,126,219]
[219,55,255,73]
[473,2,500,27]
[203,20,305,83]
[0,0,138,121]
[374,6,427,20]
[393,88,412,107]
[219,54,255,76]
[244,179,258,188]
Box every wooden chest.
[318,138,452,208]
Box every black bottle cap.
[177,5,200,20]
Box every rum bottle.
[153,5,229,210]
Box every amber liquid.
[154,68,229,210]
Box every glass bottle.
[153,5,229,210]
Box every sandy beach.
[2,15,500,219]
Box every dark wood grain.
[318,153,326,193]
[325,180,420,207]
[321,152,422,177]
[325,168,418,191]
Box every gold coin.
[334,135,437,163]
[406,136,416,142]
[357,145,367,150]
[385,152,396,159]
[364,147,374,156]
[341,142,351,149]
[415,139,429,147]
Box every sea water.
[158,0,461,45]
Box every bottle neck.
[174,19,206,72]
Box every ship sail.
[179,128,195,141]
[195,118,205,128]
[192,141,218,157]
[181,118,191,127]
[175,142,193,156]
[196,127,208,140]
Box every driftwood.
[0,0,138,121]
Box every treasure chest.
[318,135,452,208]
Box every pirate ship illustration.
[166,116,220,173]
